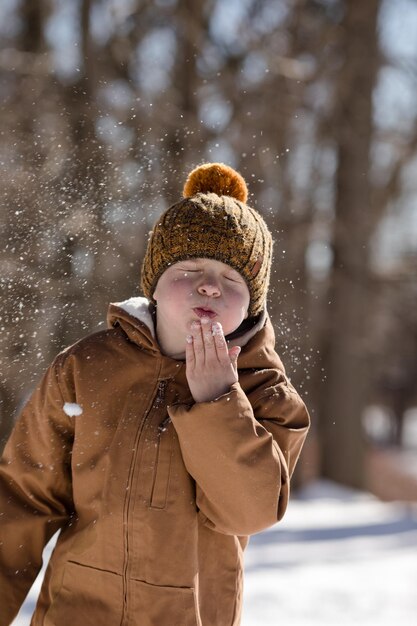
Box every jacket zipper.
[155,380,170,433]
[149,382,172,508]
[121,378,167,625]
[156,379,168,405]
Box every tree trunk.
[318,0,380,488]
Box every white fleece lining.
[114,297,156,338]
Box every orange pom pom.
[183,162,248,203]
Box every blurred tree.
[0,0,53,447]
[317,0,381,488]
[369,262,417,447]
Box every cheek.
[225,285,250,313]
[157,277,195,303]
[173,277,195,296]
[177,276,196,297]
[238,292,250,318]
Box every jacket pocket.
[44,561,123,626]
[129,578,201,626]
[149,422,173,509]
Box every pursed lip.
[192,307,218,319]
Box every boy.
[0,162,310,626]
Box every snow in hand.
[11,481,417,626]
[63,402,83,417]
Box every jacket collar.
[109,296,156,338]
[107,297,284,371]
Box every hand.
[185,317,241,403]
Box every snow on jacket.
[0,297,310,626]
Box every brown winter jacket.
[0,297,310,626]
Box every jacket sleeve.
[0,357,74,625]
[168,370,310,536]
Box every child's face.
[153,257,250,358]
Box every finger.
[228,346,241,372]
[190,320,205,364]
[201,316,216,357]
[211,322,229,362]
[185,334,195,367]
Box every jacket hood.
[107,296,284,371]
[107,297,158,354]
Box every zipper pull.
[158,415,171,434]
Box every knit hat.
[140,162,273,317]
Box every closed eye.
[224,274,243,283]
[176,263,199,271]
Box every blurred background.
[1,0,417,498]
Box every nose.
[197,276,221,297]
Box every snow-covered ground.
[12,480,417,626]
[242,481,417,626]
